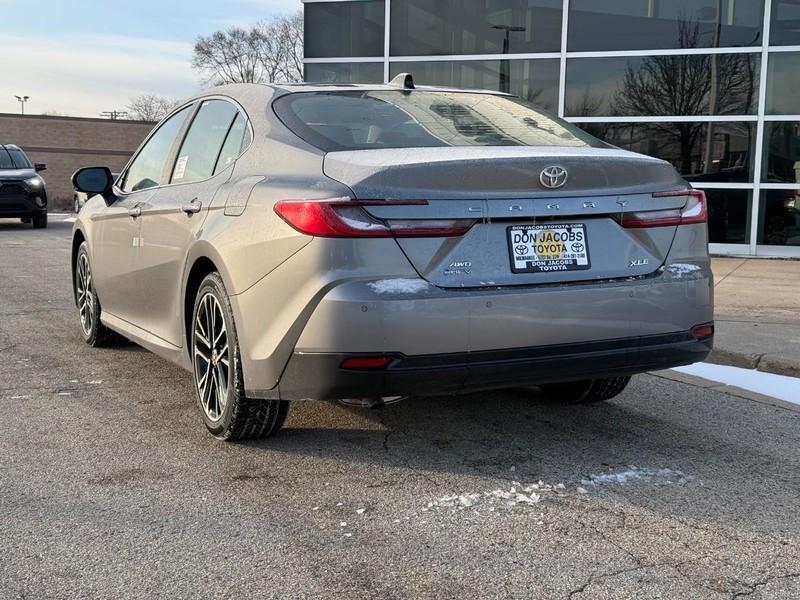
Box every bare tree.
[274,12,304,83]
[610,18,758,174]
[192,12,304,86]
[127,95,181,121]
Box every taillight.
[619,190,707,228]
[274,199,473,238]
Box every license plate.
[508,223,591,273]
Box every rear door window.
[171,100,239,184]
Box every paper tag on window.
[173,156,189,180]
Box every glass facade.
[304,0,800,256]
[565,54,760,117]
[390,59,560,111]
[390,0,563,56]
[568,0,764,52]
[304,62,385,84]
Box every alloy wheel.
[193,292,231,422]
[76,253,94,336]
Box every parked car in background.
[70,78,714,442]
[0,144,48,228]
[73,173,119,213]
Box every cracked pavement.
[1,218,800,599]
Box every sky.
[0,0,301,118]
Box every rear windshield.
[274,91,608,152]
[0,147,31,169]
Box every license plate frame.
[507,223,591,274]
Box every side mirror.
[34,163,47,172]
[72,166,113,196]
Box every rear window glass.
[0,147,31,169]
[274,91,608,152]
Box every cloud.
[0,33,200,117]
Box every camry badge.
[539,166,568,189]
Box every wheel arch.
[183,244,236,357]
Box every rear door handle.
[127,206,141,218]
[182,199,202,215]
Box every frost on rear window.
[275,91,608,152]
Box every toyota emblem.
[539,166,568,189]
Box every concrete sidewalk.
[711,257,800,378]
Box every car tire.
[191,272,289,441]
[32,212,47,229]
[539,377,631,404]
[75,242,126,347]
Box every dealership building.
[302,0,800,257]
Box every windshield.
[0,147,31,170]
[274,91,608,152]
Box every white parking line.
[674,363,800,405]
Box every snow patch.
[367,278,430,295]
[667,263,702,278]
[582,466,688,487]
[674,362,800,405]
[427,481,564,511]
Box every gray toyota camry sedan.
[71,76,713,441]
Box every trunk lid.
[323,147,689,288]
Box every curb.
[708,348,800,379]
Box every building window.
[766,52,800,115]
[763,121,800,183]
[565,54,760,117]
[390,0,562,57]
[758,190,800,245]
[304,0,385,58]
[568,0,764,52]
[708,189,753,244]
[580,122,755,182]
[390,59,560,111]
[302,0,800,256]
[770,0,800,46]
[305,63,385,84]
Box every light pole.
[491,25,526,94]
[14,95,30,115]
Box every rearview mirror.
[72,166,113,196]
[34,163,47,172]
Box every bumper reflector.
[340,357,392,370]
[691,324,715,339]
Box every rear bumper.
[235,251,714,398]
[266,330,712,400]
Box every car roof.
[271,82,513,97]
[0,144,22,151]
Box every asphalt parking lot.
[2,217,799,600]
